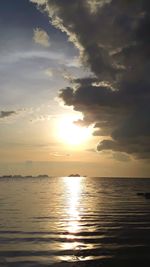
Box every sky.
[0,0,150,177]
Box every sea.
[0,176,150,267]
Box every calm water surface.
[0,177,150,266]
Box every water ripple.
[0,177,150,266]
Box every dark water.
[0,177,150,267]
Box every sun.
[57,114,93,146]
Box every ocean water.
[0,177,150,267]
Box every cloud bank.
[32,0,150,159]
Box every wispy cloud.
[30,0,46,5]
[0,111,16,119]
[0,109,30,123]
[33,28,50,47]
[49,152,71,158]
[112,152,131,162]
[45,68,53,78]
[30,114,52,123]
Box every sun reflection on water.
[63,177,82,234]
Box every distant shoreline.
[0,175,150,179]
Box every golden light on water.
[61,177,98,262]
[64,177,82,234]
[57,115,93,146]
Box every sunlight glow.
[58,115,93,146]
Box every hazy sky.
[0,0,150,177]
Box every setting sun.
[57,115,93,146]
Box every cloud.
[32,0,150,159]
[49,152,71,158]
[30,0,46,5]
[87,0,112,14]
[30,114,52,123]
[0,109,28,123]
[33,28,50,47]
[0,111,16,119]
[45,68,53,77]
[112,152,130,162]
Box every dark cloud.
[0,111,16,119]
[34,0,150,159]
